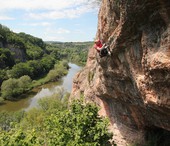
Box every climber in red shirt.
[94,39,103,52]
[94,39,111,57]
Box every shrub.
[0,97,113,146]
[1,76,31,100]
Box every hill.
[46,41,93,66]
[0,24,46,68]
[0,24,91,100]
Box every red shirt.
[94,40,103,52]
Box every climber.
[94,39,111,58]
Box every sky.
[0,0,100,42]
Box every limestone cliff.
[71,0,170,145]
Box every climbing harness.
[95,34,112,63]
[99,44,110,58]
[96,45,111,64]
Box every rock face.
[8,45,27,62]
[0,41,27,63]
[71,0,170,145]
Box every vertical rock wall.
[71,0,170,145]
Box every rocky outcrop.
[71,0,170,145]
[8,45,26,62]
[0,40,27,63]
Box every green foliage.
[0,70,7,85]
[0,24,50,87]
[18,32,46,50]
[26,47,44,60]
[6,31,46,60]
[88,71,95,84]
[46,99,113,146]
[46,42,92,66]
[8,55,56,79]
[38,93,68,112]
[0,24,90,102]
[40,55,56,73]
[46,60,68,82]
[1,59,68,100]
[1,78,19,99]
[1,75,32,100]
[18,33,45,60]
[0,24,47,67]
[27,60,44,78]
[7,33,26,49]
[0,110,25,131]
[0,97,4,103]
[18,32,45,60]
[0,48,15,69]
[8,62,33,78]
[18,75,32,90]
[0,94,113,146]
[0,128,41,146]
[0,24,10,43]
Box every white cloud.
[0,0,99,20]
[45,27,70,34]
[0,0,99,11]
[28,6,93,20]
[55,28,70,34]
[0,15,14,20]
[43,35,65,41]
[41,27,71,41]
[28,11,66,20]
[0,0,73,11]
[74,29,84,34]
[22,22,52,27]
[0,0,99,42]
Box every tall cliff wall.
[71,0,170,145]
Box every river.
[0,63,82,112]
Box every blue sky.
[0,0,100,42]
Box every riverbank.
[0,60,69,101]
[0,63,82,111]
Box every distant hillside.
[46,41,93,65]
[0,24,46,69]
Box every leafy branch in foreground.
[0,95,113,146]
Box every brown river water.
[0,63,81,111]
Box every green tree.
[41,55,55,73]
[46,42,92,66]
[18,75,32,91]
[0,69,6,85]
[27,60,44,78]
[46,61,68,82]
[1,76,31,100]
[0,111,24,131]
[9,62,33,78]
[0,97,113,146]
[43,99,113,146]
[1,78,19,99]
[0,48,15,69]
